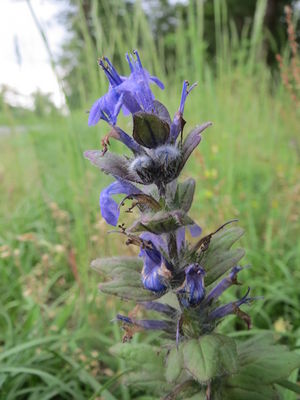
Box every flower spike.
[85,50,274,400]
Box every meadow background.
[0,0,299,399]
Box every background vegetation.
[0,0,299,398]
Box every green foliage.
[128,210,195,234]
[108,334,300,398]
[92,257,158,300]
[172,178,196,213]
[202,227,245,285]
[165,346,183,383]
[222,334,300,399]
[182,334,238,383]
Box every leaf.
[152,100,172,125]
[92,257,159,300]
[223,334,300,399]
[236,334,300,384]
[128,210,194,234]
[91,257,143,276]
[125,371,172,394]
[204,227,245,253]
[180,123,212,170]
[239,347,300,384]
[173,178,196,212]
[165,347,183,383]
[84,150,142,183]
[110,343,168,393]
[184,393,206,400]
[204,248,245,286]
[277,379,300,395]
[201,227,245,285]
[223,385,281,400]
[182,334,238,383]
[99,280,159,301]
[110,342,165,371]
[133,112,170,148]
[120,193,161,211]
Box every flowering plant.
[85,51,300,399]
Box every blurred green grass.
[0,0,300,398]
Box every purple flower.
[139,233,171,293]
[208,287,254,321]
[204,266,243,305]
[116,314,174,332]
[140,301,177,318]
[99,180,142,226]
[88,89,123,126]
[88,51,164,126]
[178,264,206,307]
[122,51,164,113]
[170,80,197,142]
[140,244,167,292]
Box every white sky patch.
[0,0,66,108]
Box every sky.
[0,0,66,108]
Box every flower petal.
[204,266,243,305]
[170,80,197,141]
[88,89,123,126]
[99,180,141,226]
[208,287,254,321]
[179,264,206,307]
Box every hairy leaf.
[173,178,196,212]
[204,248,245,286]
[165,346,183,383]
[99,280,158,301]
[125,371,172,395]
[204,227,245,253]
[91,257,143,276]
[128,210,194,234]
[223,385,281,400]
[182,334,238,383]
[180,122,212,170]
[110,343,165,371]
[84,150,142,183]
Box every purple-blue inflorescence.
[86,50,255,339]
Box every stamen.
[125,53,134,72]
[133,49,143,69]
[104,57,122,84]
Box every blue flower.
[99,180,141,226]
[88,51,164,126]
[140,244,167,292]
[208,287,254,322]
[179,264,206,307]
[116,314,174,332]
[88,89,123,126]
[204,266,243,305]
[170,80,197,142]
[122,51,164,113]
[139,233,171,293]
